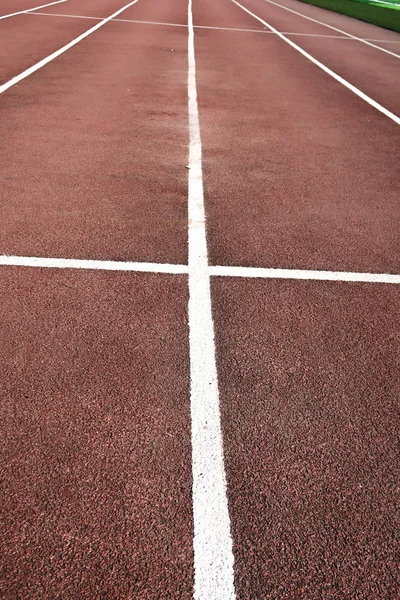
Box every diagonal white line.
[209,265,400,284]
[261,0,400,59]
[0,0,141,95]
[232,0,400,125]
[0,255,188,274]
[0,0,66,20]
[187,0,236,598]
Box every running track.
[0,0,399,598]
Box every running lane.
[0,0,188,92]
[193,0,400,273]
[238,0,400,114]
[0,268,193,598]
[212,277,399,598]
[193,0,399,597]
[1,1,195,596]
[0,0,189,263]
[260,0,400,50]
[0,0,126,83]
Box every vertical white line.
[187,0,236,598]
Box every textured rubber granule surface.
[0,268,193,599]
[212,277,399,599]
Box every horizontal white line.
[0,256,399,283]
[196,26,354,36]
[283,33,400,42]
[29,11,189,27]
[365,39,400,45]
[209,265,400,284]
[0,0,66,20]
[232,0,400,125]
[27,11,267,31]
[0,255,188,274]
[24,11,400,42]
[26,12,400,43]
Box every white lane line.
[25,12,400,42]
[1,255,399,283]
[209,265,400,284]
[0,0,140,95]
[1,256,399,283]
[359,39,400,45]
[0,255,187,274]
[28,11,263,31]
[0,0,66,20]
[193,29,400,40]
[29,11,189,27]
[283,35,400,43]
[187,0,236,597]
[232,0,400,125]
[261,0,400,58]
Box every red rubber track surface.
[0,0,399,597]
[194,0,400,273]
[0,0,189,263]
[0,15,100,84]
[0,268,193,599]
[0,0,140,83]
[242,0,400,114]
[213,277,399,598]
[1,0,189,86]
[38,0,189,22]
[266,0,400,45]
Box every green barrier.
[297,0,400,32]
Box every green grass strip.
[296,0,400,32]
